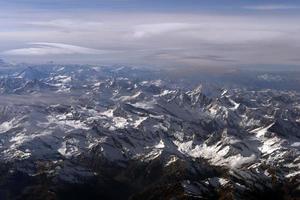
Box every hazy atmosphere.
[1,0,300,69]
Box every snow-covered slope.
[0,65,299,199]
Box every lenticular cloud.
[2,42,107,56]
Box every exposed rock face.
[0,65,299,199]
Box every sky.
[0,0,300,70]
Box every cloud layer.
[0,2,300,69]
[2,43,108,56]
[244,4,300,10]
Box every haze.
[0,0,300,70]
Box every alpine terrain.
[0,63,299,200]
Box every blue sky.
[1,0,300,69]
[2,0,300,11]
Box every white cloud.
[2,42,108,56]
[1,12,300,67]
[27,19,104,31]
[244,5,300,10]
[132,21,285,43]
[133,23,194,38]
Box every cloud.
[132,21,284,44]
[244,5,300,11]
[2,42,108,56]
[27,19,104,31]
[1,12,300,68]
[133,23,194,38]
